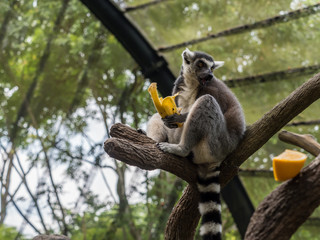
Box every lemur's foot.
[137,128,146,135]
[157,142,173,153]
[156,142,188,157]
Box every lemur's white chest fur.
[178,87,197,113]
[178,76,199,113]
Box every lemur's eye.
[198,61,204,68]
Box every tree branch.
[27,107,69,235]
[8,192,41,235]
[32,235,69,240]
[12,157,48,233]
[245,131,320,240]
[286,119,320,127]
[0,0,18,50]
[104,125,197,185]
[278,131,320,156]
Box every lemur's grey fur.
[146,49,245,240]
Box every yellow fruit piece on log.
[272,149,307,181]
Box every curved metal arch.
[80,0,254,237]
[80,0,174,96]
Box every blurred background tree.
[0,0,320,239]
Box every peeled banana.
[148,83,183,127]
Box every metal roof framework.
[80,0,254,237]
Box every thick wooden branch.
[33,235,69,240]
[287,119,320,127]
[105,125,197,185]
[104,72,320,239]
[245,131,320,240]
[278,130,320,156]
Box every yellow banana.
[148,83,183,127]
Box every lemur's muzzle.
[198,72,213,86]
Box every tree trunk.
[164,185,200,240]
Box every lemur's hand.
[162,113,188,128]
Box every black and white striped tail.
[197,166,221,240]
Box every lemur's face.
[182,48,224,86]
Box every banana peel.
[148,83,183,127]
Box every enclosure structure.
[1,0,320,239]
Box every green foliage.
[0,225,26,240]
[69,202,163,240]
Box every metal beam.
[222,176,254,238]
[80,0,254,237]
[80,0,174,96]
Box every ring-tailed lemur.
[146,49,245,240]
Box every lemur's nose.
[204,73,213,81]
[199,73,213,86]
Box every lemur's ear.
[182,48,194,64]
[214,61,224,69]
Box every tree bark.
[287,119,320,127]
[245,131,320,240]
[278,131,320,156]
[104,72,320,239]
[105,124,197,186]
[32,235,70,240]
[164,185,200,240]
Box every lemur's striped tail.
[197,166,222,240]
